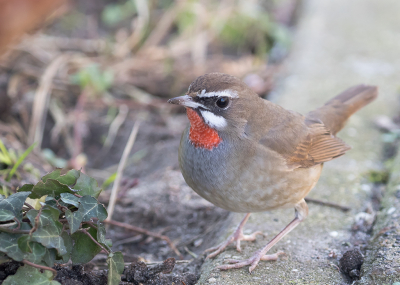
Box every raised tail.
[307,85,378,135]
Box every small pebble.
[194,238,203,247]
[208,277,217,283]
[387,207,396,215]
[292,269,298,272]
[361,184,371,191]
[330,231,339,237]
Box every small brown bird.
[168,73,378,272]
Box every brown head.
[168,73,265,149]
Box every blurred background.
[0,0,300,270]
[0,0,297,178]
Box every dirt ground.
[0,0,303,283]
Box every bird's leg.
[205,213,263,259]
[217,199,309,273]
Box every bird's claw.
[217,251,285,273]
[205,230,263,259]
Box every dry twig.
[104,219,182,258]
[106,120,141,221]
[28,54,68,148]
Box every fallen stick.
[104,219,182,259]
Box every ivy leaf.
[0,252,10,265]
[43,205,61,221]
[26,209,38,225]
[17,236,46,264]
[17,235,31,253]
[78,196,107,222]
[16,184,34,193]
[2,264,61,285]
[71,227,101,264]
[96,221,107,245]
[31,209,66,256]
[0,209,15,221]
[43,248,57,267]
[65,209,82,234]
[17,236,46,263]
[42,169,80,186]
[0,192,30,219]
[60,231,73,263]
[0,232,25,261]
[60,193,79,208]
[74,173,102,198]
[29,179,76,199]
[44,198,58,209]
[107,252,124,285]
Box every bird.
[168,72,378,272]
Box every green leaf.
[0,139,13,165]
[17,235,31,253]
[107,252,124,285]
[26,209,38,225]
[0,252,10,265]
[71,227,101,264]
[0,209,15,221]
[78,196,107,222]
[42,169,80,186]
[44,198,59,212]
[6,142,36,182]
[17,184,34,193]
[31,209,66,256]
[43,248,57,267]
[0,232,25,261]
[19,238,46,264]
[29,179,76,199]
[65,209,82,234]
[60,193,79,208]
[96,221,107,245]
[3,264,61,285]
[74,173,102,198]
[0,192,30,218]
[43,205,61,221]
[60,231,73,263]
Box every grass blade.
[6,143,36,182]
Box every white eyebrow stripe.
[200,110,227,129]
[197,89,238,98]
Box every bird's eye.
[216,97,230,108]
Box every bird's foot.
[217,251,285,273]
[205,230,263,259]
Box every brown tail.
[307,85,378,135]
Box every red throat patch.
[186,108,222,150]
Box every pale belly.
[179,129,323,213]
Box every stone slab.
[197,0,400,284]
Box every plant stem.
[81,228,110,255]
[24,202,34,210]
[22,259,57,278]
[0,226,30,234]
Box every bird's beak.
[168,95,204,109]
[168,95,192,106]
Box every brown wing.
[286,120,351,168]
